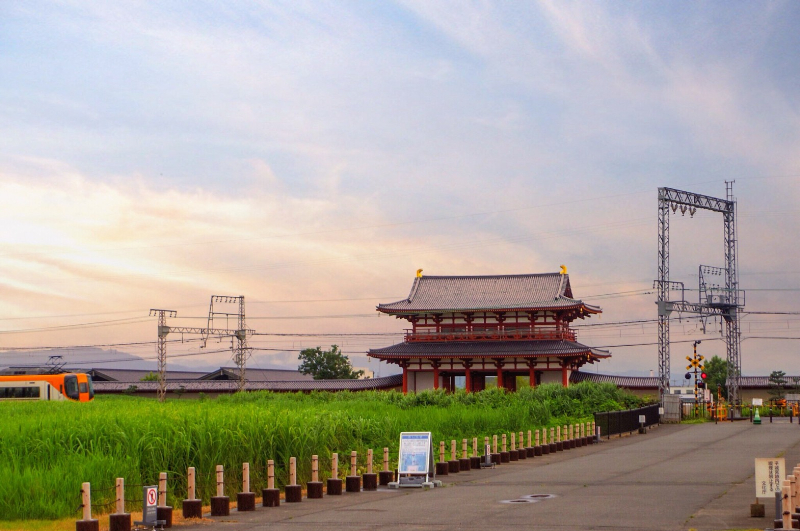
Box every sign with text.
[398,432,432,475]
[753,398,763,406]
[142,486,158,524]
[755,458,785,498]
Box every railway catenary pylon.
[149,295,253,400]
[655,183,744,404]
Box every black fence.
[594,404,660,439]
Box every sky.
[1,1,799,381]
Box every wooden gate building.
[368,271,610,393]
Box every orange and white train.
[0,373,95,402]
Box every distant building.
[368,271,610,393]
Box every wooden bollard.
[500,434,510,463]
[793,466,800,516]
[535,430,543,456]
[211,465,230,516]
[448,440,460,473]
[470,438,481,469]
[549,427,557,453]
[156,472,173,527]
[509,433,519,461]
[459,439,471,470]
[263,460,281,506]
[345,451,361,492]
[327,453,343,495]
[526,430,534,458]
[568,425,575,449]
[285,457,303,502]
[363,449,378,490]
[76,482,99,531]
[556,426,563,452]
[436,441,449,475]
[491,435,500,464]
[236,463,256,511]
[565,425,572,449]
[379,448,393,485]
[541,428,549,454]
[109,478,130,531]
[783,480,793,530]
[308,455,324,498]
[517,431,527,460]
[182,467,202,518]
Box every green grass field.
[0,383,644,521]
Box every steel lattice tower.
[150,308,177,402]
[656,183,743,404]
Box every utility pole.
[149,309,177,402]
[150,296,253,395]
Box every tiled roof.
[88,368,208,382]
[93,374,403,393]
[570,371,659,389]
[739,376,800,388]
[368,340,610,359]
[199,367,314,382]
[377,273,601,313]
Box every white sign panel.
[398,432,432,475]
[753,398,763,406]
[755,458,785,498]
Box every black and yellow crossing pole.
[685,340,705,416]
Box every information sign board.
[398,432,432,475]
[755,458,785,498]
[753,398,763,406]
[142,485,158,524]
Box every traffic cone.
[754,407,761,425]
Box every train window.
[64,376,79,400]
[87,376,95,399]
[79,383,88,394]
[0,387,40,398]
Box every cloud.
[0,2,799,374]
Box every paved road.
[180,420,800,531]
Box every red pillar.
[496,365,504,389]
[402,365,408,394]
[465,366,472,392]
[561,365,569,387]
[529,365,536,388]
[433,364,440,390]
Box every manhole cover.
[521,494,557,500]
[500,498,537,504]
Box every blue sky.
[1,1,799,379]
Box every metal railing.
[594,404,660,439]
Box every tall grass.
[0,383,642,520]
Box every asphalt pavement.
[178,419,800,531]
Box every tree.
[298,345,364,380]
[140,372,159,382]
[704,355,728,400]
[769,370,787,401]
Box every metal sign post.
[135,485,165,529]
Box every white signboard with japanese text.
[753,398,763,406]
[755,458,785,498]
[398,432,432,475]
